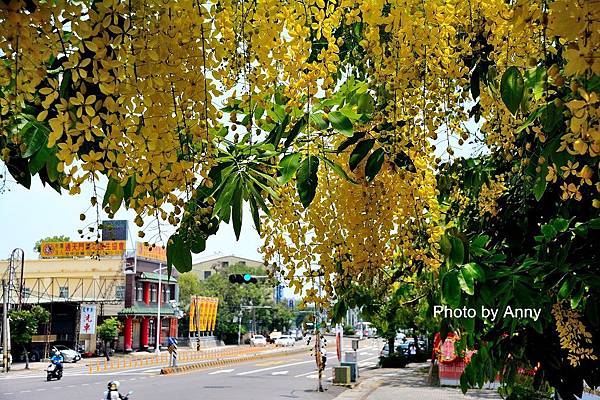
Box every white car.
[52,345,81,363]
[250,335,267,347]
[275,335,295,347]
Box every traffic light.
[229,273,258,284]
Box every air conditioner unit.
[333,366,351,385]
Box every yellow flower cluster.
[261,147,442,305]
[478,174,507,217]
[551,302,597,367]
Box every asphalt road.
[0,339,383,400]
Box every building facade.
[191,255,263,280]
[1,257,125,354]
[118,257,179,352]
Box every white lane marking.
[208,369,235,375]
[271,370,288,376]
[3,393,13,395]
[129,378,137,381]
[20,390,31,393]
[294,371,315,378]
[82,383,89,386]
[36,388,47,391]
[327,377,333,381]
[94,382,102,384]
[236,360,314,376]
[305,374,318,379]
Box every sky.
[0,172,263,263]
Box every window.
[203,271,211,279]
[221,261,229,268]
[136,283,143,302]
[150,284,157,302]
[239,261,246,266]
[22,287,31,299]
[164,286,171,303]
[59,286,69,299]
[116,285,126,300]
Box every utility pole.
[237,304,243,345]
[2,279,11,373]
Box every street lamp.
[152,264,167,354]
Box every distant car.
[52,345,81,363]
[380,343,409,358]
[275,335,295,347]
[268,330,282,344]
[250,335,267,347]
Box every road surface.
[0,340,383,400]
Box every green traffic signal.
[228,274,258,284]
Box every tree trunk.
[388,336,395,356]
[23,345,30,370]
[104,341,110,361]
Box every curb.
[160,347,307,375]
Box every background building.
[191,255,263,280]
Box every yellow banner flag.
[199,298,208,331]
[188,297,196,332]
[210,299,219,331]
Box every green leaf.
[458,267,475,295]
[319,155,357,184]
[439,235,452,257]
[59,70,72,99]
[551,218,569,233]
[470,235,489,256]
[574,223,589,238]
[249,196,261,234]
[541,223,558,240]
[278,153,302,184]
[533,177,547,201]
[559,278,573,299]
[21,124,46,158]
[357,92,374,114]
[190,235,206,254]
[365,147,384,181]
[28,144,52,175]
[337,132,366,153]
[328,111,353,136]
[589,218,600,230]
[284,115,307,147]
[296,156,319,208]
[500,66,524,115]
[442,271,461,307]
[167,234,192,273]
[449,236,464,266]
[310,113,329,130]
[45,152,59,183]
[349,139,374,171]
[102,178,124,214]
[231,179,243,240]
[215,176,238,223]
[463,262,485,281]
[123,175,136,204]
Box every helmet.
[54,350,60,356]
[108,380,120,390]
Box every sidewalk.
[334,363,501,400]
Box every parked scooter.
[46,362,62,381]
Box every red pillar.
[169,318,177,338]
[143,282,150,304]
[124,316,133,352]
[141,317,149,348]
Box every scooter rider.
[50,350,63,374]
[106,381,129,400]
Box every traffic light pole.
[2,279,11,373]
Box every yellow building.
[191,255,264,280]
[1,258,125,353]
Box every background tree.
[197,263,292,343]
[97,318,120,361]
[33,235,70,254]
[9,305,50,369]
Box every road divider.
[160,347,309,375]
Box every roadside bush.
[343,325,355,335]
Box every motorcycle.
[102,390,133,400]
[46,362,63,381]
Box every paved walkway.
[334,363,501,400]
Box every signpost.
[79,305,97,335]
[40,240,125,258]
[167,337,178,367]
